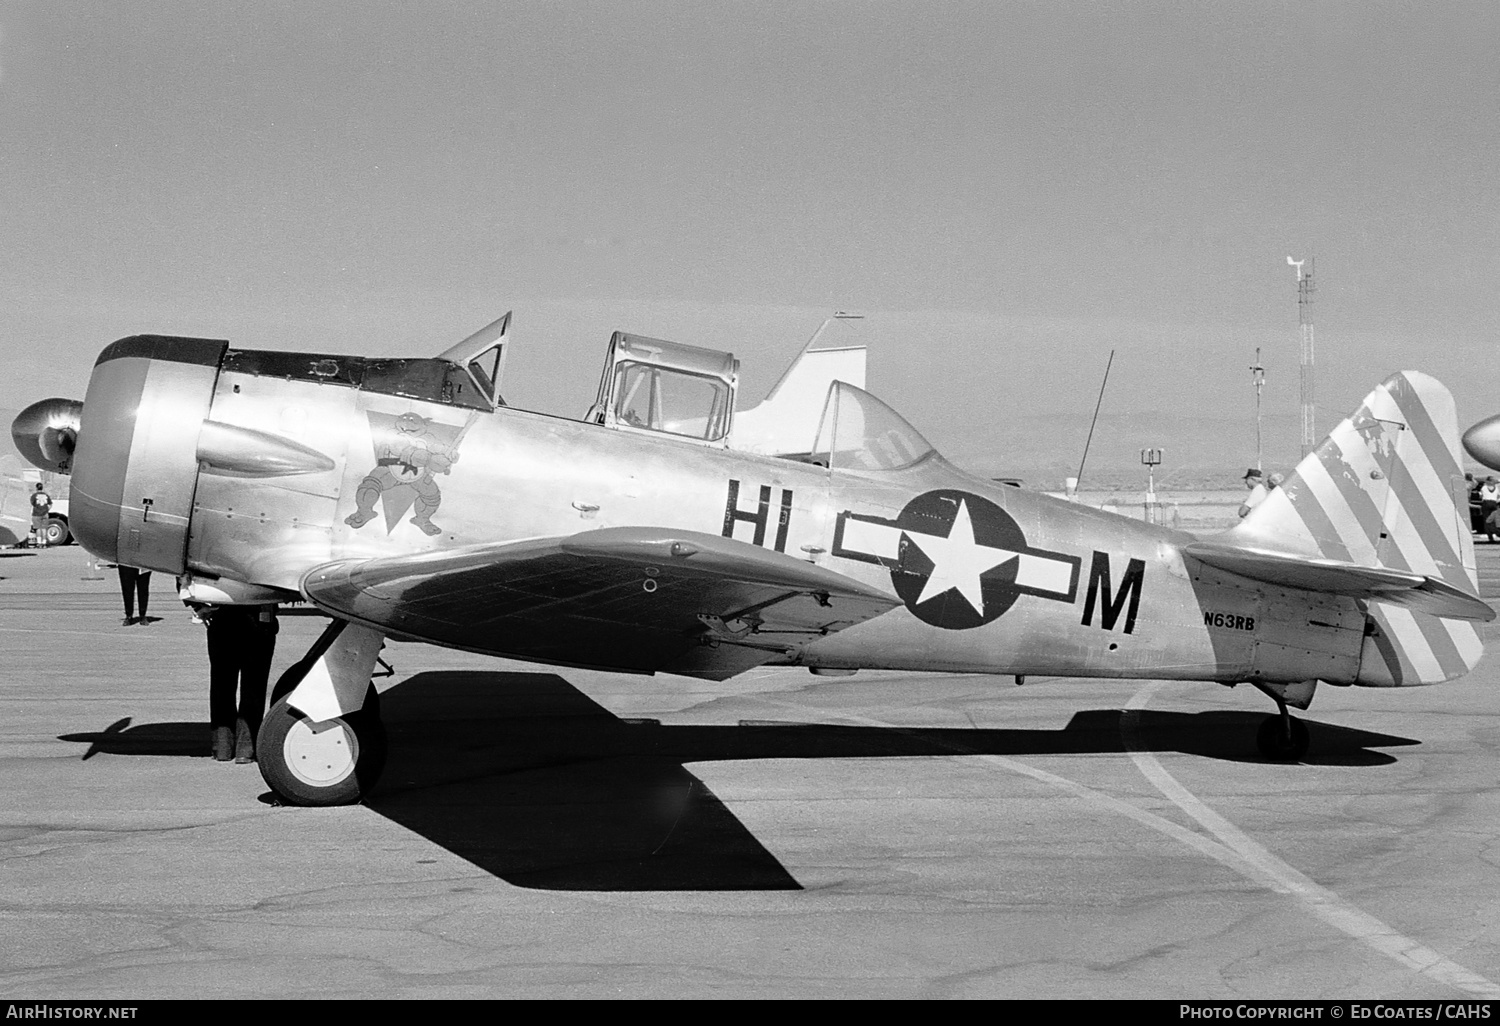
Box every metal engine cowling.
[68,336,227,571]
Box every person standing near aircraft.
[1479,476,1500,542]
[1237,467,1268,518]
[205,604,279,763]
[117,565,152,625]
[28,483,50,546]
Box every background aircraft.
[11,315,1491,807]
[1462,415,1500,475]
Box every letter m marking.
[1081,552,1145,634]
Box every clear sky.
[2,1,1496,485]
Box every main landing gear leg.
[1251,680,1315,762]
[257,619,389,806]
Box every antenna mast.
[1288,255,1316,456]
[1074,349,1115,491]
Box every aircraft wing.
[1183,541,1496,622]
[301,527,901,680]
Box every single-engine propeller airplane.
[11,312,1492,806]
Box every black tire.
[1256,715,1310,761]
[257,687,385,806]
[40,518,69,546]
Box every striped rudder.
[1237,371,1483,686]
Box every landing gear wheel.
[258,687,385,806]
[40,518,68,546]
[1256,714,1310,761]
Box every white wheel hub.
[283,717,358,787]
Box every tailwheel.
[258,686,385,806]
[1255,713,1310,762]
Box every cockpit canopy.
[810,381,936,472]
[587,332,739,445]
[578,325,936,468]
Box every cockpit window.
[811,381,936,471]
[612,361,732,441]
[466,343,504,404]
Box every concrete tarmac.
[3,545,1500,999]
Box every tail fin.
[730,313,867,456]
[1236,371,1483,684]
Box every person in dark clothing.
[29,484,51,546]
[117,566,152,626]
[204,604,279,763]
[1481,477,1500,543]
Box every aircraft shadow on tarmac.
[58,669,1418,891]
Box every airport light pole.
[1288,256,1316,457]
[1250,346,1265,473]
[1141,447,1163,524]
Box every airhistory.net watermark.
[5,1007,138,1020]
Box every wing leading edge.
[1184,541,1495,622]
[301,527,901,680]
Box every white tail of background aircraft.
[730,312,866,457]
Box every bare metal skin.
[12,313,1489,805]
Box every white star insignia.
[904,500,1019,614]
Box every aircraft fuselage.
[67,336,1372,688]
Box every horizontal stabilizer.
[301,527,900,679]
[1185,540,1495,622]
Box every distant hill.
[936,409,1305,491]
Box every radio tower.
[1288,255,1316,456]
